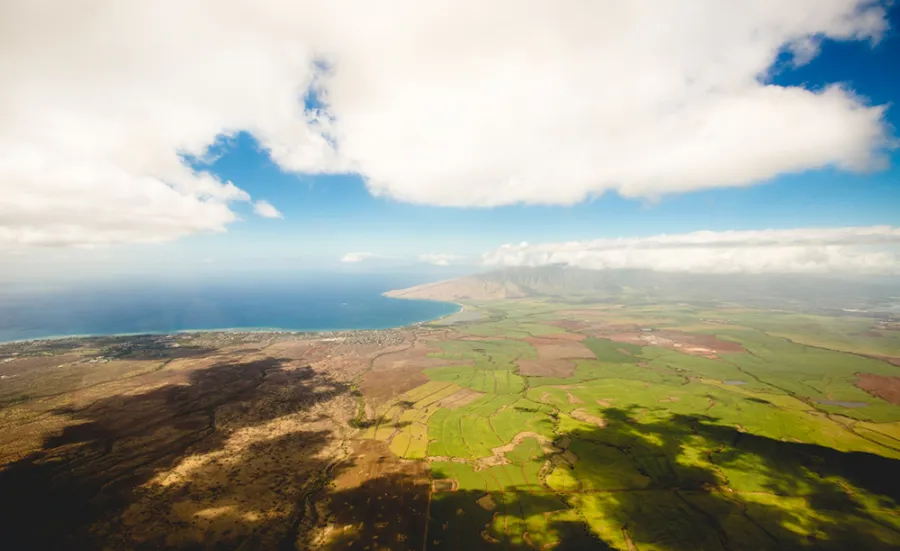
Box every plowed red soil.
[856,373,900,405]
[364,343,470,402]
[515,339,595,378]
[530,340,595,360]
[372,344,468,371]
[362,365,429,402]
[516,358,575,377]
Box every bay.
[0,273,458,343]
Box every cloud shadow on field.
[313,472,614,551]
[298,406,900,551]
[550,407,900,551]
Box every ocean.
[0,273,459,343]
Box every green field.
[361,299,900,550]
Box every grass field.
[355,298,900,550]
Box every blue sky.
[2,1,899,282]
[200,141,900,255]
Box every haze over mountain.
[387,265,900,312]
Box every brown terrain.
[310,439,430,550]
[0,331,416,551]
[546,319,592,331]
[599,329,744,358]
[516,358,576,377]
[363,335,470,403]
[516,337,596,378]
[856,373,900,405]
[3,325,564,551]
[363,364,431,402]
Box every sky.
[2,1,900,284]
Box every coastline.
[380,290,469,323]
[0,296,462,346]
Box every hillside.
[383,274,532,301]
[388,265,900,312]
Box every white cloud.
[483,226,900,275]
[418,253,463,266]
[253,200,283,219]
[342,251,464,265]
[0,1,893,247]
[340,252,376,263]
[326,1,893,207]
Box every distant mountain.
[388,265,900,313]
[384,272,532,301]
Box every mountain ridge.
[387,265,900,312]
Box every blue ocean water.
[0,273,459,343]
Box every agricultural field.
[2,300,899,550]
[344,298,900,550]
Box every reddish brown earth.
[529,340,595,360]
[516,358,576,377]
[371,343,467,372]
[589,323,643,334]
[268,335,417,381]
[364,341,470,402]
[515,338,595,378]
[546,320,592,331]
[0,336,358,551]
[599,330,743,358]
[362,365,430,402]
[523,333,587,344]
[856,373,900,405]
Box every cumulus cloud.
[483,226,900,275]
[253,200,283,219]
[418,253,463,266]
[1,1,893,246]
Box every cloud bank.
[0,1,893,246]
[482,226,900,274]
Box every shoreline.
[0,296,462,346]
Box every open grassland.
[717,310,900,359]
